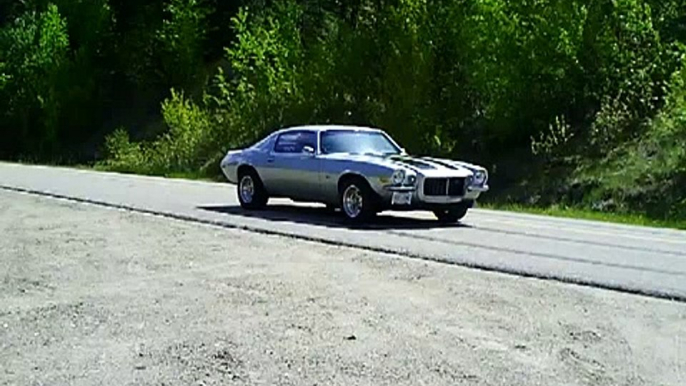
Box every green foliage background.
[1,0,685,220]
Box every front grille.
[423,177,466,197]
[423,178,447,196]
[448,177,466,196]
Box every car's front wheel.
[339,178,377,223]
[433,205,469,223]
[237,169,269,210]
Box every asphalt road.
[2,162,686,301]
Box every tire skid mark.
[473,214,686,245]
[386,230,686,277]
[464,225,686,258]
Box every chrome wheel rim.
[343,185,363,218]
[239,175,255,204]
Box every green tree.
[157,0,211,91]
[208,2,305,146]
[0,62,7,89]
[0,3,70,157]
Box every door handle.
[267,157,275,163]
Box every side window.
[274,131,317,154]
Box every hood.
[323,153,475,178]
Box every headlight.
[473,170,487,185]
[405,174,417,186]
[391,169,406,185]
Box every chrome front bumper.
[378,180,488,208]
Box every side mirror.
[400,148,408,155]
[302,145,315,155]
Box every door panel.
[269,154,320,200]
[262,130,321,200]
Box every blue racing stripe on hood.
[386,156,438,170]
[419,157,461,170]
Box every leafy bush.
[99,90,215,175]
[578,54,686,218]
[156,89,214,171]
[531,116,575,158]
[100,128,147,173]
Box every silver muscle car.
[220,125,489,222]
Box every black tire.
[433,205,469,223]
[237,168,269,210]
[339,177,377,223]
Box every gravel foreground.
[0,190,684,386]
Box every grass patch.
[481,203,686,231]
[92,163,220,182]
[165,171,220,182]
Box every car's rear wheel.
[238,168,268,210]
[433,205,469,223]
[339,178,376,223]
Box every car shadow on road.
[197,204,471,231]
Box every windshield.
[321,130,401,155]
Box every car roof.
[273,125,384,135]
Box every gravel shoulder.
[1,190,684,386]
